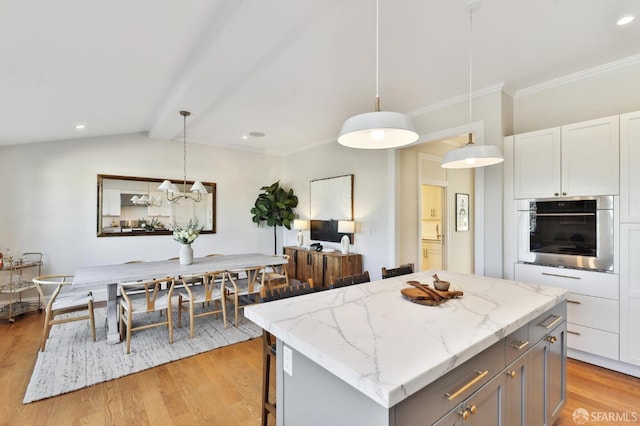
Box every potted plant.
[251,181,298,254]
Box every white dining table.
[72,253,287,343]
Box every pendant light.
[441,1,504,169]
[158,111,208,202]
[338,0,418,149]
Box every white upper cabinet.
[620,111,640,222]
[102,188,121,216]
[514,116,619,199]
[514,128,561,199]
[561,116,619,197]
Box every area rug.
[23,306,261,403]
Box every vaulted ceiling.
[2,0,639,154]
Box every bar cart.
[0,252,43,322]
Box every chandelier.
[158,110,208,202]
[130,194,162,207]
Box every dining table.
[72,253,288,343]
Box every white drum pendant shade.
[441,142,504,169]
[338,111,419,149]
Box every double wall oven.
[517,196,614,272]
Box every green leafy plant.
[251,181,298,254]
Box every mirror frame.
[97,174,217,237]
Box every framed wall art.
[455,193,469,232]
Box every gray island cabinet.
[245,271,568,426]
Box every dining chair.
[118,276,175,354]
[177,271,227,336]
[264,254,290,289]
[258,278,315,426]
[32,275,96,352]
[223,265,266,327]
[381,263,414,279]
[329,271,370,289]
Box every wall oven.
[517,196,614,272]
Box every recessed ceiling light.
[617,15,635,26]
[241,135,248,140]
[74,123,86,130]
[249,132,265,138]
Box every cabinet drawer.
[394,340,505,426]
[505,324,530,365]
[566,293,619,333]
[529,302,567,345]
[567,323,619,360]
[515,263,619,300]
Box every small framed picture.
[455,193,470,232]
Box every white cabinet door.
[619,224,640,366]
[102,188,121,216]
[514,115,619,199]
[620,110,640,222]
[561,115,619,197]
[514,127,561,199]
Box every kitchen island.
[245,270,569,425]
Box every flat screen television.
[310,219,352,243]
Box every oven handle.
[531,213,595,217]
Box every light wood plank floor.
[2,312,639,425]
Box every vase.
[179,244,193,265]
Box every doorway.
[420,184,444,270]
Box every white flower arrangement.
[172,218,202,244]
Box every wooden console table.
[283,246,362,289]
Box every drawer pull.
[541,272,581,280]
[567,330,581,336]
[539,314,563,330]
[445,369,488,401]
[509,340,530,350]
[567,300,581,304]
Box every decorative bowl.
[433,280,450,291]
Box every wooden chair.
[259,279,315,426]
[118,276,175,354]
[264,254,290,289]
[177,271,227,336]
[224,265,266,327]
[381,263,414,279]
[32,275,96,352]
[329,271,370,289]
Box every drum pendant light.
[338,0,418,149]
[441,1,504,169]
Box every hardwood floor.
[2,312,639,425]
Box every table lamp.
[293,219,309,247]
[337,220,355,254]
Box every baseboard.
[568,348,640,378]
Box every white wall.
[283,142,391,280]
[0,133,284,274]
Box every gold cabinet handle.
[459,409,470,420]
[445,369,489,401]
[546,334,558,344]
[507,370,516,378]
[509,340,529,350]
[468,404,477,415]
[539,314,563,330]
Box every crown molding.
[409,83,507,118]
[514,53,640,98]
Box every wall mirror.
[97,174,216,237]
[309,174,353,242]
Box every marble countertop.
[245,270,568,408]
